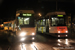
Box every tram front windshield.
[18,17,30,25]
[51,17,66,26]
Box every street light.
[38,13,42,17]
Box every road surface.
[0,30,75,50]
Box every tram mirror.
[18,17,20,19]
[57,15,63,17]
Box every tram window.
[18,17,23,25]
[46,19,48,26]
[40,19,45,25]
[59,18,64,24]
[46,19,49,26]
[42,22,45,25]
[43,19,45,21]
[4,24,8,26]
[9,23,11,27]
[51,17,65,26]
[37,20,40,25]
[24,18,29,24]
[48,19,49,25]
[42,19,45,25]
[40,20,42,25]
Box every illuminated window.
[4,24,8,26]
[42,19,45,25]
[51,17,65,26]
[40,19,45,25]
[48,19,49,25]
[9,23,11,27]
[40,20,42,25]
[37,20,40,25]
[46,19,49,26]
[43,19,45,21]
[18,17,23,25]
[24,18,29,24]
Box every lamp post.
[56,0,57,10]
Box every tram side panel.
[3,20,16,32]
[4,23,9,31]
[37,19,48,34]
[36,19,68,37]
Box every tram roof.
[16,10,34,17]
[46,11,66,17]
[16,10,34,14]
[3,20,15,24]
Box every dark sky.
[0,0,75,21]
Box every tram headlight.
[32,37,35,40]
[19,32,26,36]
[58,31,60,33]
[66,35,68,37]
[66,31,68,33]
[32,33,35,35]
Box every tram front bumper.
[49,33,68,37]
[55,33,68,37]
[55,33,68,35]
[20,36,35,41]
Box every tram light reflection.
[19,32,26,36]
[20,38,25,41]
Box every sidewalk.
[68,27,75,39]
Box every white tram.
[4,10,36,38]
[15,10,36,37]
[36,11,68,37]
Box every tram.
[4,10,36,41]
[3,10,36,37]
[36,11,68,37]
[3,20,16,31]
[4,21,11,31]
[15,10,36,37]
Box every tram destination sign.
[23,14,32,16]
[57,15,63,17]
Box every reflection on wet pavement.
[0,32,75,50]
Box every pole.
[56,0,57,10]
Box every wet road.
[0,30,75,50]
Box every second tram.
[36,11,68,37]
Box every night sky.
[0,0,75,22]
